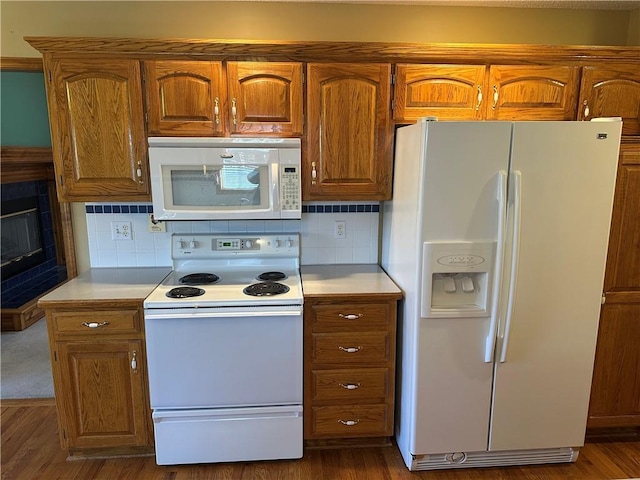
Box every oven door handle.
[144,309,303,320]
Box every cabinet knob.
[311,162,317,185]
[214,97,220,125]
[492,85,499,110]
[338,313,363,320]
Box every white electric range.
[143,233,303,465]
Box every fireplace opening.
[1,196,46,281]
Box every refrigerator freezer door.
[409,121,513,455]
[489,121,622,451]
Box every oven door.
[144,306,303,409]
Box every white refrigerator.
[381,119,622,471]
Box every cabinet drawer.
[50,310,141,336]
[310,404,391,437]
[310,303,391,332]
[311,368,389,403]
[311,332,390,364]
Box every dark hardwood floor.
[2,399,639,480]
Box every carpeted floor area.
[1,317,54,399]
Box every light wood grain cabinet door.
[306,63,392,200]
[486,65,579,120]
[145,61,226,136]
[226,62,303,136]
[393,64,486,121]
[55,339,150,449]
[46,58,148,201]
[578,64,640,136]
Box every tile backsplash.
[85,202,379,267]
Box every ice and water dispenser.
[421,242,494,318]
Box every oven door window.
[166,164,270,210]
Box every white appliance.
[148,137,301,220]
[381,119,622,470]
[144,233,303,465]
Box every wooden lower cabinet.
[44,303,153,456]
[304,297,397,445]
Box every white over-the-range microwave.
[148,137,302,221]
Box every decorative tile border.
[302,204,379,213]
[85,204,153,214]
[85,203,379,214]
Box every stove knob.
[175,240,185,249]
[244,240,253,249]
[275,239,282,248]
[287,239,294,248]
[189,240,198,249]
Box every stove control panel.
[171,233,299,258]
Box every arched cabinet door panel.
[486,65,579,120]
[394,64,486,121]
[145,61,226,136]
[226,62,303,136]
[306,63,392,201]
[578,65,640,137]
[46,58,148,201]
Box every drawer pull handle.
[339,383,361,390]
[338,419,360,426]
[82,321,110,328]
[339,346,362,353]
[339,313,363,320]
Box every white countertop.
[301,264,402,297]
[39,267,171,304]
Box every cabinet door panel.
[487,65,579,120]
[579,64,640,136]
[306,63,392,200]
[145,61,225,136]
[227,62,303,136]
[603,144,640,294]
[394,64,486,121]
[48,58,148,200]
[56,340,149,448]
[588,303,640,427]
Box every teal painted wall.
[0,71,51,147]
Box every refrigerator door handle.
[485,170,508,362]
[500,170,522,363]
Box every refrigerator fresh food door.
[489,121,622,451]
[411,121,513,454]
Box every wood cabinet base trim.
[587,416,640,428]
[67,446,155,460]
[304,436,392,449]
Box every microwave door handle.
[272,163,280,210]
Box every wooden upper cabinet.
[46,58,148,201]
[393,64,579,122]
[144,61,226,136]
[578,64,640,137]
[226,62,303,136]
[306,63,392,200]
[486,65,579,120]
[393,64,486,121]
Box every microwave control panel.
[280,166,301,212]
